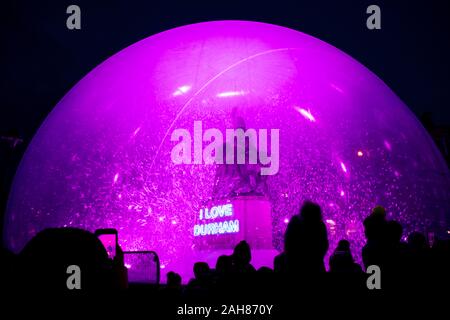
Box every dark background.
[1,0,449,236]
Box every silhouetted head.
[193,262,210,281]
[216,255,232,274]
[336,239,351,252]
[166,271,182,287]
[299,201,322,222]
[233,240,252,266]
[257,266,273,274]
[407,232,427,250]
[18,227,110,292]
[363,206,387,241]
[330,239,357,273]
[372,205,387,217]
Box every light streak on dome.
[216,90,246,98]
[173,85,191,96]
[294,106,316,122]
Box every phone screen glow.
[98,234,116,259]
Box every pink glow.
[4,21,449,282]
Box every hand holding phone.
[95,228,118,259]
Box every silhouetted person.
[215,255,233,276]
[255,266,275,296]
[17,228,122,293]
[430,238,450,291]
[186,262,212,299]
[232,240,256,273]
[273,251,287,273]
[284,201,329,275]
[362,206,388,269]
[408,232,427,251]
[386,220,403,245]
[363,207,411,290]
[384,220,408,286]
[194,262,210,280]
[329,240,362,273]
[212,255,233,296]
[328,240,365,294]
[166,271,182,288]
[406,232,431,289]
[159,271,183,300]
[225,241,256,297]
[0,247,16,293]
[188,262,211,288]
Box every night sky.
[0,0,449,224]
[1,0,450,139]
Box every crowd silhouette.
[1,201,449,303]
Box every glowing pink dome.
[5,21,449,279]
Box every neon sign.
[194,204,239,237]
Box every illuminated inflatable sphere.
[5,21,449,279]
